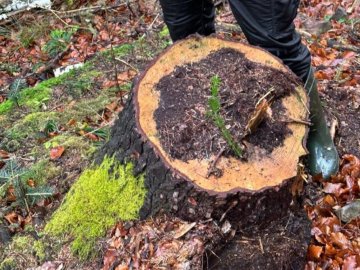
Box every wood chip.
[174,222,197,239]
[244,99,269,135]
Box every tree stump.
[98,36,311,268]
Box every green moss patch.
[5,112,59,141]
[0,75,62,115]
[45,157,146,259]
[0,235,48,269]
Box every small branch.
[25,41,73,78]
[46,7,69,26]
[347,0,360,13]
[139,12,160,39]
[115,58,139,72]
[282,117,312,126]
[330,118,338,141]
[259,238,264,254]
[294,87,310,115]
[206,146,226,178]
[327,41,360,53]
[220,200,238,222]
[297,28,313,39]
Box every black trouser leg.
[159,0,215,42]
[228,0,311,81]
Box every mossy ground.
[0,235,49,269]
[0,22,171,268]
[46,157,146,259]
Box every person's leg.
[228,0,310,82]
[229,0,339,178]
[159,0,215,42]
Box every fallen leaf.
[308,245,323,260]
[323,182,343,195]
[27,179,36,187]
[4,212,18,224]
[174,222,197,239]
[343,255,358,270]
[0,149,9,159]
[330,232,350,249]
[67,119,77,126]
[50,146,65,160]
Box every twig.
[115,57,139,72]
[147,13,160,31]
[297,28,312,39]
[219,200,238,222]
[259,238,264,254]
[294,87,310,115]
[206,146,226,178]
[24,41,73,78]
[140,12,160,39]
[282,117,312,126]
[55,4,126,16]
[347,0,360,13]
[46,7,69,26]
[328,42,360,53]
[330,118,338,141]
[104,7,125,105]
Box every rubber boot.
[305,68,339,179]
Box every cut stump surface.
[136,36,308,193]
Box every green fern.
[8,78,27,106]
[43,28,75,57]
[44,119,58,136]
[208,75,243,157]
[0,159,54,210]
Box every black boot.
[305,68,339,179]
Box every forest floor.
[0,0,359,269]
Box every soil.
[154,48,301,161]
[322,86,360,157]
[207,208,311,270]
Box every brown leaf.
[330,232,350,249]
[308,245,323,260]
[0,149,10,159]
[173,222,197,239]
[84,132,99,141]
[27,179,35,187]
[323,182,343,195]
[102,248,117,270]
[67,119,77,126]
[4,212,18,224]
[343,255,358,270]
[50,146,65,160]
[115,266,128,270]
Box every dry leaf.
[173,222,197,239]
[50,146,65,160]
[4,212,18,224]
[308,245,323,260]
[0,149,10,159]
